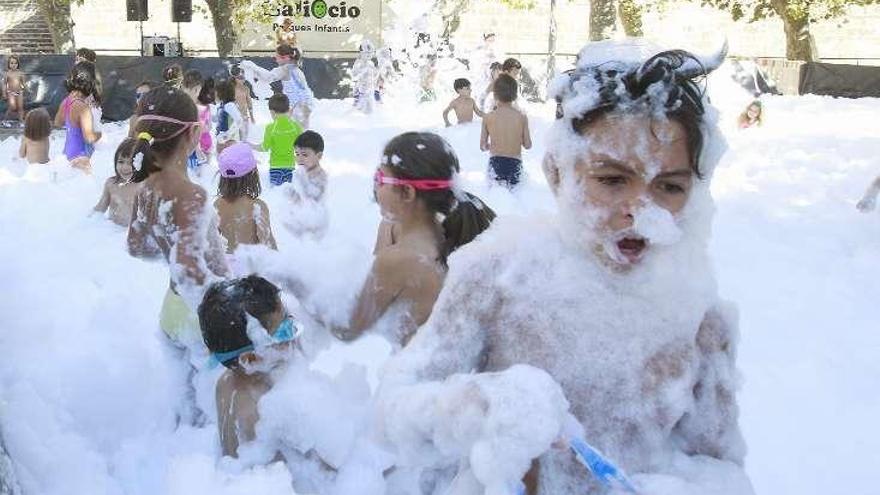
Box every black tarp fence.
[1,55,354,122]
[799,62,880,98]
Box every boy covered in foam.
[284,130,329,238]
[198,275,302,457]
[380,40,753,495]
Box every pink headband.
[374,169,453,191]
[136,114,200,142]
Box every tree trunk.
[35,0,74,53]
[205,0,237,57]
[772,0,817,61]
[617,0,643,37]
[589,0,616,41]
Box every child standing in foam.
[215,142,277,274]
[18,108,50,164]
[256,93,302,186]
[197,78,215,160]
[230,66,256,141]
[92,140,140,227]
[125,87,230,347]
[240,45,315,129]
[182,70,209,176]
[214,79,244,155]
[58,62,102,173]
[352,39,378,114]
[285,130,329,238]
[481,73,531,189]
[443,78,484,126]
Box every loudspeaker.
[126,0,148,21]
[171,0,192,22]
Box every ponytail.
[126,132,161,183]
[441,192,496,260]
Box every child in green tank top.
[258,93,302,186]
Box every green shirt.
[262,115,302,169]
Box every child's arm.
[54,100,66,128]
[77,101,102,143]
[480,117,490,152]
[247,92,255,123]
[522,113,532,150]
[857,175,880,212]
[18,137,26,159]
[328,251,405,341]
[473,99,485,118]
[442,103,453,127]
[92,179,112,214]
[254,200,278,250]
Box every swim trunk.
[488,156,523,188]
[187,151,200,171]
[270,168,293,185]
[159,287,201,344]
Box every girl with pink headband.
[286,132,496,348]
[124,87,230,375]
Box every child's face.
[457,86,471,97]
[9,58,19,70]
[295,146,321,169]
[747,105,760,118]
[116,154,134,182]
[506,67,521,79]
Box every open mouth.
[616,236,648,263]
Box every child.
[128,80,156,135]
[162,63,184,89]
[738,100,763,129]
[352,39,377,114]
[93,140,140,226]
[59,62,102,173]
[286,130,329,238]
[258,93,302,186]
[3,55,26,125]
[443,78,484,126]
[182,70,210,175]
[215,142,277,266]
[196,78,214,168]
[857,174,880,212]
[419,55,438,102]
[230,66,255,140]
[479,61,502,112]
[198,275,302,458]
[18,107,50,164]
[240,45,315,129]
[480,73,531,188]
[501,57,522,80]
[215,79,243,154]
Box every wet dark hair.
[182,69,203,90]
[489,62,502,72]
[76,48,97,63]
[229,65,243,78]
[6,55,20,70]
[381,132,495,261]
[453,78,470,91]
[113,139,137,183]
[199,276,282,369]
[215,78,235,104]
[564,50,710,178]
[124,87,198,183]
[295,130,323,153]
[268,93,290,114]
[64,61,96,96]
[162,63,184,87]
[24,107,51,141]
[277,44,302,63]
[502,58,521,72]
[198,77,215,105]
[493,73,517,103]
[218,169,261,200]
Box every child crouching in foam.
[215,143,277,273]
[198,275,302,457]
[92,140,140,226]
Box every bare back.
[20,138,49,164]
[483,105,530,158]
[215,197,276,253]
[234,81,253,121]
